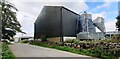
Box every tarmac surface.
[9,43,99,59]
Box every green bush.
[65,39,74,43]
[2,43,15,59]
[40,36,47,42]
[21,40,29,43]
[65,39,80,44]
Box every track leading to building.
[9,43,98,59]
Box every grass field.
[0,42,2,59]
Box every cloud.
[91,11,107,20]
[105,19,117,31]
[10,0,117,37]
[91,2,117,32]
[95,19,116,32]
[90,11,116,32]
[11,0,85,2]
[84,0,119,2]
[91,12,106,32]
[84,0,104,2]
[93,2,111,11]
[94,18,116,32]
[104,0,119,2]
[10,0,88,37]
[15,12,35,37]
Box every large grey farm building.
[34,6,105,42]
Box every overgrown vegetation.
[2,43,15,59]
[116,15,120,31]
[20,40,29,43]
[116,14,120,39]
[30,40,120,59]
[96,39,120,43]
[0,43,2,59]
[64,39,81,44]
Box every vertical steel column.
[34,23,36,41]
[60,7,63,42]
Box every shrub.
[2,43,15,59]
[65,39,80,44]
[21,40,29,43]
[65,39,74,43]
[40,36,47,42]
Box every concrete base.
[47,37,61,43]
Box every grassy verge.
[2,43,15,59]
[0,42,2,59]
[30,42,118,59]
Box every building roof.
[106,31,120,34]
[44,6,80,16]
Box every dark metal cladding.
[34,6,82,39]
[62,8,80,36]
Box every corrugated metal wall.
[62,8,80,36]
[34,6,82,39]
[35,6,61,38]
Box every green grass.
[2,43,15,59]
[0,42,2,59]
[30,42,118,59]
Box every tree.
[116,16,120,31]
[0,0,25,40]
[116,15,120,39]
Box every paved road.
[9,43,98,59]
